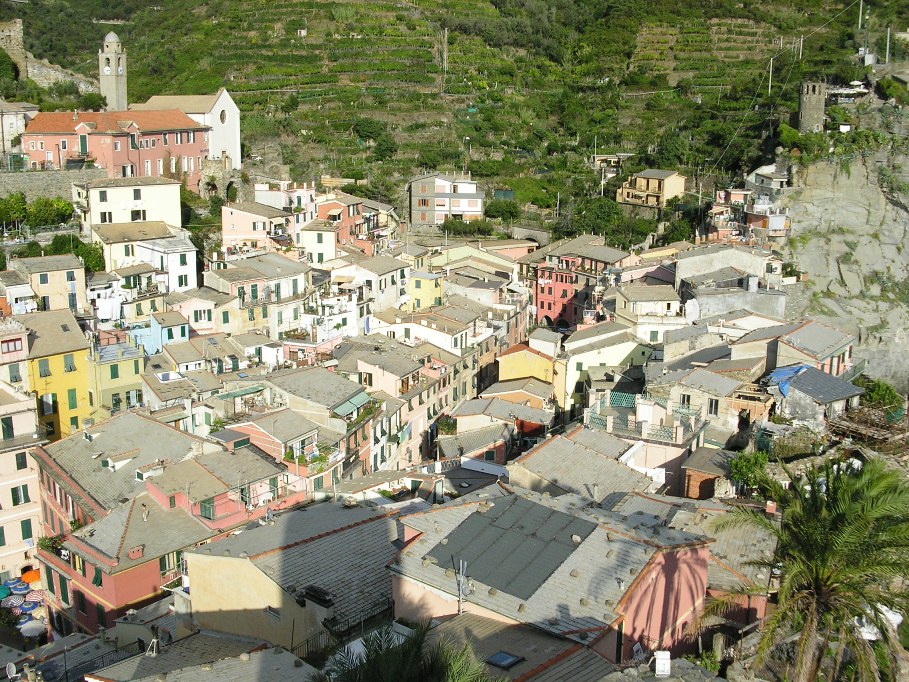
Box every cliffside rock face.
[783,154,909,391]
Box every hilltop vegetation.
[2,0,906,238]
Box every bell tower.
[98,31,127,111]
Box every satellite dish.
[6,662,16,679]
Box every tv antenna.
[453,558,470,615]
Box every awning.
[217,384,265,400]
[334,400,357,417]
[350,392,371,408]
[328,208,343,216]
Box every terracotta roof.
[498,343,552,360]
[25,110,208,135]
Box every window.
[169,495,176,509]
[1,339,22,354]
[11,484,29,506]
[248,308,254,322]
[178,275,188,287]
[58,576,69,606]
[92,567,103,588]
[133,359,140,375]
[313,475,324,491]
[63,353,75,372]
[576,362,583,371]
[131,210,146,221]
[680,394,691,408]
[40,393,56,415]
[200,498,214,519]
[649,330,659,342]
[8,363,21,383]
[707,398,720,417]
[69,416,78,432]
[135,302,143,316]
[76,589,86,614]
[179,253,187,266]
[68,388,77,410]
[414,279,421,289]
[20,519,31,541]
[97,603,107,627]
[100,211,112,223]
[261,305,268,318]
[110,364,119,380]
[222,311,229,324]
[484,450,496,461]
[15,451,26,469]
[39,273,49,285]
[316,232,323,244]
[166,328,174,340]
[124,244,133,257]
[133,188,141,200]
[0,527,5,547]
[114,140,121,151]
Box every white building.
[407,173,484,227]
[72,177,183,229]
[332,255,410,328]
[131,88,241,170]
[254,181,317,225]
[136,235,198,293]
[0,101,39,157]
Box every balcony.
[239,287,314,309]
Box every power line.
[707,0,861,176]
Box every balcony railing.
[240,288,313,308]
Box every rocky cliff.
[782,151,909,390]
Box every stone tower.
[798,81,827,134]
[98,31,127,112]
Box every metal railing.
[291,597,394,662]
[60,640,143,682]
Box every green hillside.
[1,0,904,232]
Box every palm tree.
[307,621,502,682]
[699,457,909,681]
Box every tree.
[308,622,502,682]
[727,450,769,491]
[281,92,300,115]
[78,92,106,111]
[484,199,520,221]
[855,376,901,409]
[700,459,909,682]
[352,117,387,141]
[372,134,398,161]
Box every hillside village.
[0,18,901,682]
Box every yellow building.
[406,271,443,312]
[497,343,554,383]
[16,310,91,440]
[87,339,146,422]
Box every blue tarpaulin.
[766,364,812,398]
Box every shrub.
[728,450,769,489]
[484,199,520,220]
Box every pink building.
[22,110,209,192]
[221,202,295,257]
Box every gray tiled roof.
[357,254,409,275]
[430,614,614,682]
[787,365,864,403]
[265,367,364,410]
[37,412,204,510]
[682,447,735,476]
[395,491,706,641]
[437,423,515,459]
[528,327,562,344]
[634,168,681,179]
[67,491,213,574]
[10,254,83,273]
[16,309,89,357]
[228,201,291,219]
[680,367,743,397]
[450,398,555,425]
[616,284,680,302]
[518,234,629,266]
[509,433,648,503]
[480,377,552,401]
[232,252,310,278]
[249,408,320,444]
[565,321,628,347]
[733,322,804,345]
[127,647,316,682]
[89,632,265,681]
[780,320,854,360]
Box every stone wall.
[0,168,107,200]
[0,19,27,79]
[510,224,551,245]
[25,55,97,93]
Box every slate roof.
[633,169,681,179]
[131,89,226,114]
[394,490,708,641]
[10,254,83,273]
[66,491,213,574]
[450,397,555,425]
[81,176,181,189]
[36,412,204,510]
[518,234,629,266]
[88,632,264,682]
[126,647,316,682]
[152,311,188,327]
[564,321,629,347]
[732,322,804,345]
[616,284,680,302]
[603,491,777,591]
[249,408,320,444]
[430,614,614,682]
[528,327,562,344]
[16,309,89,357]
[509,433,649,503]
[93,221,174,244]
[779,320,854,360]
[231,252,311,278]
[357,254,409,275]
[437,423,515,459]
[684,266,746,287]
[680,367,743,397]
[265,367,364,411]
[480,377,552,401]
[682,447,735,477]
[227,201,291,219]
[195,503,407,622]
[783,365,865,403]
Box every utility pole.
[768,57,773,95]
[886,26,891,64]
[799,35,804,60]
[858,0,863,30]
[440,28,448,94]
